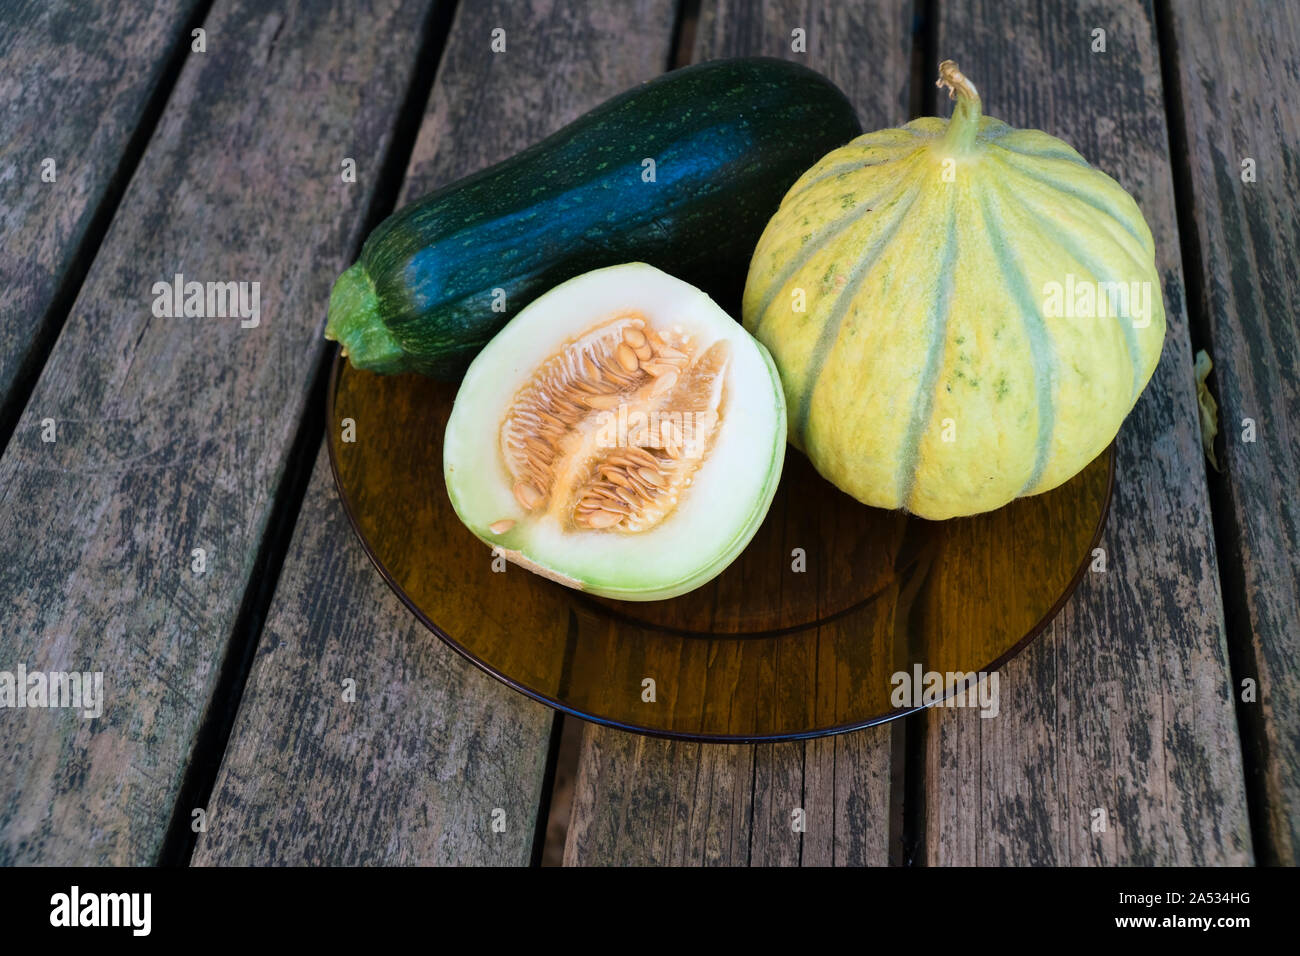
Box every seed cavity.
[498,313,729,534]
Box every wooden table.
[1,0,1294,866]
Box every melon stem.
[936,59,981,154]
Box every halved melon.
[444,263,786,600]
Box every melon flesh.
[444,262,786,601]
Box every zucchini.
[325,57,861,378]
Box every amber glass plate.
[327,354,1113,742]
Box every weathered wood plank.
[0,0,206,436]
[564,0,912,867]
[0,0,440,865]
[192,0,679,866]
[1165,0,1300,864]
[922,0,1252,864]
[189,448,556,865]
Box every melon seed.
[514,481,543,510]
[583,393,622,410]
[583,510,623,529]
[650,370,679,396]
[615,343,639,372]
[637,467,666,488]
[489,519,515,534]
[537,409,567,429]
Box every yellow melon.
[744,61,1165,519]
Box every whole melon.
[743,61,1165,519]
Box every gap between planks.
[158,0,462,866]
[0,0,215,461]
[1152,0,1287,865]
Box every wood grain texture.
[564,729,894,865]
[693,0,914,121]
[922,0,1252,865]
[190,448,555,865]
[192,0,679,865]
[0,0,204,425]
[1165,0,1300,864]
[564,0,913,866]
[0,0,439,865]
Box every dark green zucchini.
[326,57,861,378]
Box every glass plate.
[327,354,1113,742]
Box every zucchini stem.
[325,262,408,374]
